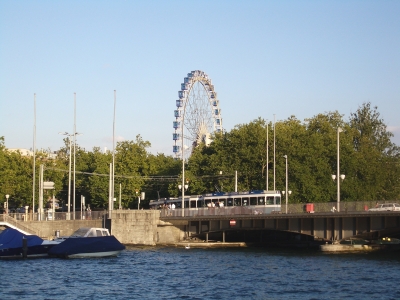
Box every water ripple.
[1,247,400,299]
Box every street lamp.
[135,190,140,210]
[332,174,345,212]
[283,155,288,214]
[59,131,82,219]
[178,182,189,192]
[281,190,292,214]
[181,144,187,216]
[59,132,73,217]
[333,127,344,212]
[179,180,189,210]
[5,194,9,214]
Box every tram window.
[198,200,205,207]
[190,200,196,208]
[234,198,241,206]
[275,196,281,205]
[205,199,212,207]
[176,202,182,208]
[219,199,226,206]
[250,197,257,205]
[258,197,264,205]
[266,197,274,205]
[227,198,233,206]
[242,198,248,206]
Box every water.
[1,247,400,299]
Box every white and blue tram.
[149,190,281,214]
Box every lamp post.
[136,190,140,210]
[5,194,9,214]
[59,132,73,217]
[281,190,292,214]
[332,174,345,212]
[333,127,344,212]
[59,131,82,219]
[179,181,189,209]
[283,155,289,214]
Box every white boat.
[320,239,375,253]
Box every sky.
[1,0,399,155]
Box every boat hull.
[48,235,125,258]
[0,244,57,259]
[320,244,377,253]
[0,228,58,259]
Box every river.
[1,246,400,299]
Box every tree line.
[1,102,399,210]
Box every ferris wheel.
[173,70,223,159]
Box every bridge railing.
[159,200,394,217]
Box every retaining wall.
[110,210,160,245]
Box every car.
[16,207,26,213]
[368,203,400,212]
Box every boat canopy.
[0,228,43,250]
[71,227,110,238]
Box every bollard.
[22,237,28,258]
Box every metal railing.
[1,211,106,222]
[158,200,397,218]
[0,214,39,235]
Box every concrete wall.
[110,210,160,245]
[156,220,186,244]
[8,210,185,245]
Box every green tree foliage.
[187,104,400,203]
[346,102,400,200]
[1,102,399,208]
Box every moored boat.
[319,238,376,253]
[48,227,125,258]
[0,228,60,259]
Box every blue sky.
[1,0,399,155]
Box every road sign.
[43,181,55,189]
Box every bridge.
[2,201,400,247]
[158,203,400,247]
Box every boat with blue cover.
[0,228,59,259]
[48,227,125,258]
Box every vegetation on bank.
[1,102,399,210]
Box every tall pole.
[235,170,237,192]
[266,122,268,191]
[59,132,72,217]
[284,155,288,214]
[273,114,276,191]
[108,163,112,212]
[337,127,342,212]
[73,93,76,219]
[181,134,185,216]
[68,137,72,215]
[5,195,9,215]
[119,183,122,210]
[32,93,36,214]
[181,109,185,216]
[112,90,116,211]
[39,164,43,220]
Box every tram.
[149,190,282,214]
